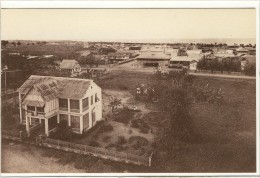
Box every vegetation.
[197,56,241,73]
[112,108,135,124]
[153,69,224,144]
[109,97,122,113]
[244,63,256,76]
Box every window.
[48,115,58,130]
[91,95,93,105]
[59,98,68,108]
[60,114,68,124]
[37,106,44,113]
[27,105,35,111]
[95,93,99,103]
[70,99,79,110]
[83,97,89,111]
[71,115,80,129]
[83,113,89,130]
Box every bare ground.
[1,141,84,173]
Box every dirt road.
[1,141,84,173]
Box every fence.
[39,137,152,166]
[2,130,27,142]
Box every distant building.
[169,53,202,71]
[136,52,171,68]
[236,47,249,55]
[60,59,81,73]
[18,75,102,137]
[107,52,130,63]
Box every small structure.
[236,47,249,55]
[60,59,81,73]
[136,52,171,68]
[107,52,130,63]
[169,53,201,71]
[18,75,102,137]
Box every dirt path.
[1,142,84,173]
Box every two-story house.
[18,75,102,137]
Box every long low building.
[169,53,202,71]
[136,52,171,68]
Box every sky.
[1,9,256,43]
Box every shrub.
[128,129,133,134]
[129,136,149,147]
[113,108,135,124]
[117,136,127,145]
[131,119,150,133]
[100,123,113,133]
[102,135,111,142]
[89,140,100,147]
[244,63,256,76]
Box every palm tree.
[109,97,122,113]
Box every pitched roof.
[137,52,171,60]
[18,75,93,100]
[60,59,80,69]
[170,53,202,62]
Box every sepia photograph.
[0,0,259,176]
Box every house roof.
[170,53,202,62]
[18,75,93,100]
[60,59,80,69]
[137,52,171,60]
[236,47,249,52]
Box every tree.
[109,97,122,113]
[1,40,9,47]
[244,63,256,76]
[17,41,22,46]
[154,69,224,144]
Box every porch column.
[25,112,30,137]
[68,99,71,126]
[57,113,60,123]
[19,92,23,124]
[80,116,83,134]
[45,119,49,137]
[79,99,82,114]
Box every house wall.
[82,82,102,131]
[137,60,169,68]
[45,99,59,118]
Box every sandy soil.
[1,141,84,173]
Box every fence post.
[58,140,59,147]
[149,156,152,166]
[85,145,86,152]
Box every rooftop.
[137,52,171,60]
[18,75,93,100]
[170,53,202,62]
[60,59,80,69]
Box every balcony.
[70,108,80,113]
[59,107,68,111]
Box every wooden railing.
[40,137,152,166]
[59,107,68,111]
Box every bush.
[244,63,256,76]
[100,123,113,133]
[113,108,135,124]
[131,119,150,133]
[89,140,100,147]
[102,135,111,142]
[129,136,149,147]
[117,136,127,145]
